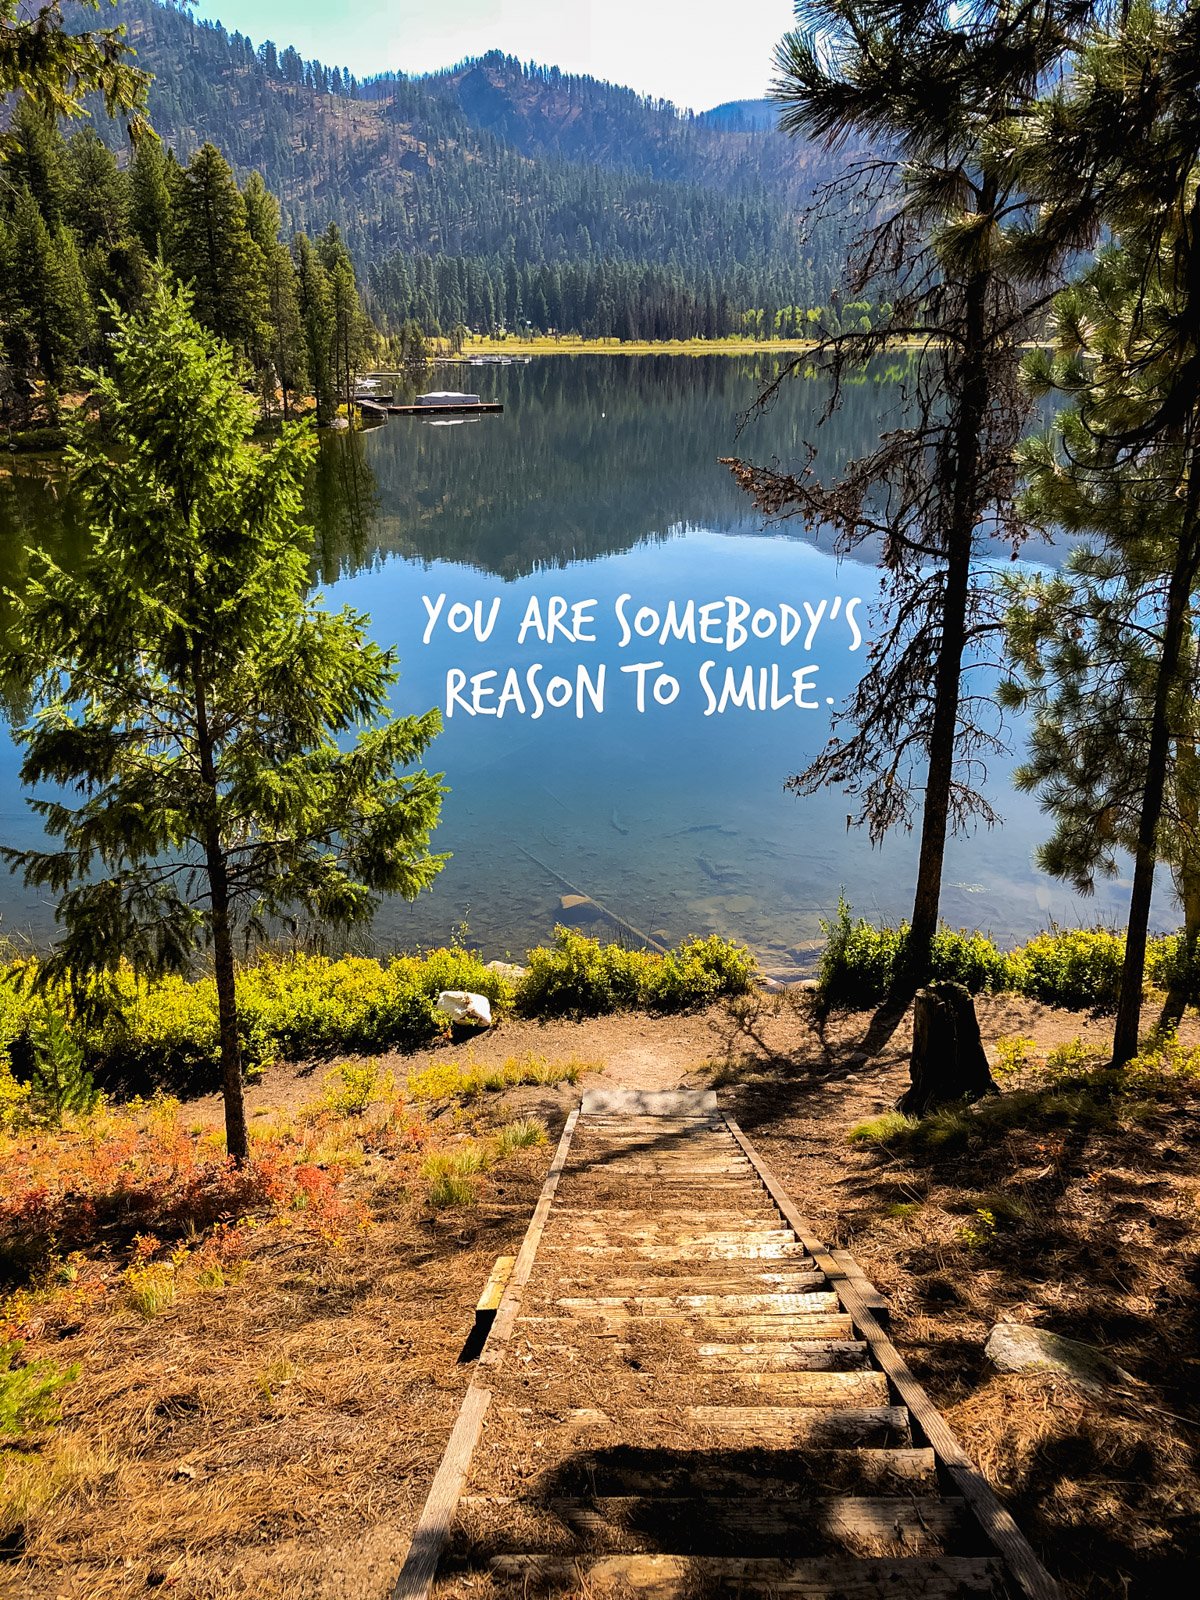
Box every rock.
[485,960,527,981]
[984,1323,1135,1394]
[558,893,604,925]
[436,990,493,1029]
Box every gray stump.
[897,980,999,1116]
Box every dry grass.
[0,1068,561,1598]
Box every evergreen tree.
[1,1,149,128]
[318,225,368,415]
[171,142,266,356]
[243,173,306,415]
[1007,0,1200,1060]
[5,100,70,228]
[128,135,174,257]
[3,273,445,1160]
[294,231,335,423]
[727,0,1095,1020]
[4,189,92,390]
[64,127,126,250]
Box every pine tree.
[1,1,149,128]
[5,189,92,390]
[726,0,1097,1025]
[1005,1,1200,1060]
[170,143,266,356]
[5,100,69,229]
[243,172,307,416]
[64,127,127,250]
[3,272,445,1161]
[128,135,174,257]
[318,224,369,414]
[294,231,335,423]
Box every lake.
[0,355,1141,970]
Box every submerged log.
[897,981,999,1116]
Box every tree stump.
[897,981,999,1116]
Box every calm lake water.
[0,356,1143,969]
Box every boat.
[417,390,482,407]
[386,391,503,416]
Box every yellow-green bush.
[816,904,1185,1014]
[0,948,521,1095]
[817,898,1008,1007]
[516,927,755,1018]
[1006,928,1125,1011]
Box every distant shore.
[449,334,822,357]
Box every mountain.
[86,2,857,337]
[699,100,780,132]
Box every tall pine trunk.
[896,234,992,999]
[193,654,249,1162]
[207,848,249,1164]
[1112,500,1200,1064]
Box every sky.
[190,1,799,113]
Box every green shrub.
[0,1341,78,1436]
[1146,931,1200,1003]
[818,898,904,1006]
[1043,1036,1100,1075]
[928,927,1009,993]
[516,928,754,1018]
[1007,927,1125,1010]
[993,1035,1038,1077]
[817,897,1006,1007]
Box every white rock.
[436,990,493,1028]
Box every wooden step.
[553,1230,798,1249]
[455,1493,971,1557]
[579,1090,719,1116]
[692,1341,870,1369]
[549,1274,822,1296]
[505,1370,891,1407]
[568,1404,912,1448]
[553,1206,777,1220]
[481,1553,1003,1596]
[547,1290,840,1318]
[550,1288,831,1313]
[517,1313,857,1340]
[552,1241,807,1261]
[536,1448,940,1498]
[525,1338,871,1372]
[555,1216,785,1233]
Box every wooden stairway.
[393,1089,1060,1600]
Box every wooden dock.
[391,1089,1062,1600]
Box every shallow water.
[0,356,1139,963]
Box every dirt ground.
[3,991,1198,1599]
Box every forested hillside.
[83,1,858,338]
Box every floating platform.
[387,401,503,415]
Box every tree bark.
[1112,502,1200,1064]
[193,654,249,1163]
[897,216,993,1000]
[208,860,249,1163]
[898,982,999,1116]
